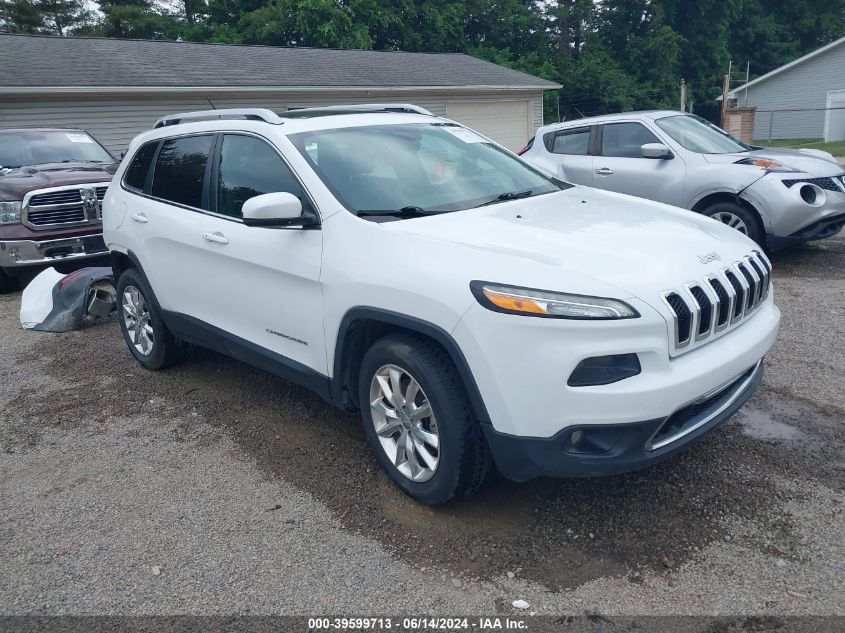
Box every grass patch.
[755,138,845,157]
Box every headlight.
[0,201,22,224]
[470,281,639,319]
[734,157,797,172]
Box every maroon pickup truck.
[0,128,118,291]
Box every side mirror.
[242,192,314,228]
[641,143,672,159]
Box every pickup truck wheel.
[0,269,19,293]
[116,269,186,370]
[701,201,765,246]
[358,333,491,505]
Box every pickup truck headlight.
[0,201,22,224]
[470,281,639,319]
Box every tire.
[116,268,186,370]
[0,268,19,293]
[701,200,765,246]
[358,333,491,505]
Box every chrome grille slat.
[661,253,773,354]
[29,190,83,206]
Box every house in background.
[726,35,845,142]
[0,34,559,154]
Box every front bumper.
[0,233,108,269]
[741,172,845,242]
[482,360,763,481]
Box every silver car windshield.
[289,123,561,215]
[656,115,751,154]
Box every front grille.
[782,176,844,192]
[23,183,108,228]
[661,251,771,353]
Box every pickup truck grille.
[23,184,109,228]
[661,251,772,354]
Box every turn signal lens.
[471,282,639,320]
[735,157,796,172]
[481,288,547,314]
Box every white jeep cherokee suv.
[103,105,780,505]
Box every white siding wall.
[0,90,546,155]
[735,42,845,141]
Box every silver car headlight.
[470,281,639,319]
[0,201,22,224]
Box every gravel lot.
[1,237,843,619]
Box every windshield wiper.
[476,189,534,207]
[356,206,444,218]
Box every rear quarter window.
[122,142,158,191]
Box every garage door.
[445,100,532,151]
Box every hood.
[380,187,759,301]
[702,147,842,176]
[0,162,117,201]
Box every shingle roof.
[0,33,560,92]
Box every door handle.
[202,231,229,245]
[595,167,614,176]
[130,213,149,224]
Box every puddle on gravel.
[738,408,806,441]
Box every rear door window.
[545,127,591,155]
[215,134,304,218]
[123,141,158,191]
[600,122,660,158]
[151,135,215,208]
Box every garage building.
[0,33,559,154]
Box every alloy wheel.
[369,364,440,482]
[711,211,749,235]
[122,285,154,356]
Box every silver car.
[520,110,845,248]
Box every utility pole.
[680,79,686,112]
[720,74,730,128]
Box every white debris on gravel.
[512,599,529,609]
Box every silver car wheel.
[122,285,154,356]
[369,364,440,483]
[711,211,749,235]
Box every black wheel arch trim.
[332,307,491,423]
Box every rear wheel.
[358,333,491,505]
[701,201,765,246]
[116,268,186,370]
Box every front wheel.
[116,268,186,370]
[701,201,765,246]
[358,333,491,505]
[0,268,19,293]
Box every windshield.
[289,123,561,215]
[0,130,114,168]
[655,115,750,154]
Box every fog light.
[567,354,641,387]
[800,185,816,205]
[570,430,584,447]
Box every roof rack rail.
[153,108,285,129]
[292,103,434,116]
